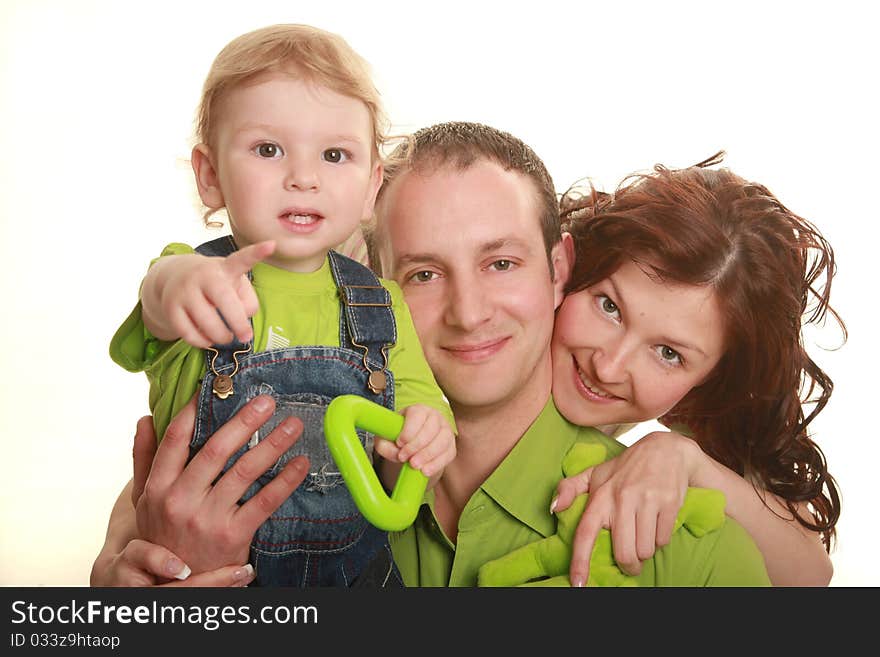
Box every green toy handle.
[324,395,428,531]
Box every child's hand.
[141,241,275,348]
[373,405,456,481]
[550,431,701,588]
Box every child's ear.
[361,160,384,220]
[191,144,225,209]
[551,232,574,309]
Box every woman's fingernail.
[571,576,585,588]
[549,496,558,514]
[253,396,271,412]
[167,558,191,580]
[234,564,255,586]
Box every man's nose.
[444,275,492,331]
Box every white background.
[1,0,875,586]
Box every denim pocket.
[252,386,374,490]
[249,389,372,555]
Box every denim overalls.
[191,235,403,587]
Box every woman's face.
[551,259,726,428]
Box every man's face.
[376,160,569,414]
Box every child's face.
[202,73,381,272]
[551,259,725,429]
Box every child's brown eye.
[256,143,281,158]
[323,148,346,163]
[602,297,618,314]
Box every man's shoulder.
[647,515,771,586]
[568,423,628,459]
[518,399,630,468]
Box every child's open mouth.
[278,210,324,232]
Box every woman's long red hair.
[561,153,844,549]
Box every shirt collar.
[481,398,581,538]
[252,255,332,292]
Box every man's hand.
[134,394,309,574]
[140,241,275,347]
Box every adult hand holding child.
[91,394,308,586]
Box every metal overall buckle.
[339,284,392,395]
[206,344,252,399]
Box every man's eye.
[255,143,283,159]
[322,148,348,163]
[491,259,514,271]
[410,271,437,283]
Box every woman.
[550,152,843,586]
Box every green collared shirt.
[390,397,770,587]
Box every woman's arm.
[554,431,832,587]
[685,438,832,586]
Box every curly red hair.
[561,152,844,549]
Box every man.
[92,122,769,587]
[367,122,768,586]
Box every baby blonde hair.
[196,23,388,159]
[194,24,388,226]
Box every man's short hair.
[366,121,561,272]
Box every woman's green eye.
[658,345,682,365]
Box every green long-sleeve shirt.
[390,398,770,587]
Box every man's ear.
[191,144,225,210]
[361,160,384,220]
[551,232,574,309]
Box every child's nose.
[284,157,319,191]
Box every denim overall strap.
[194,234,238,257]
[187,240,403,587]
[194,235,254,387]
[327,250,396,395]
